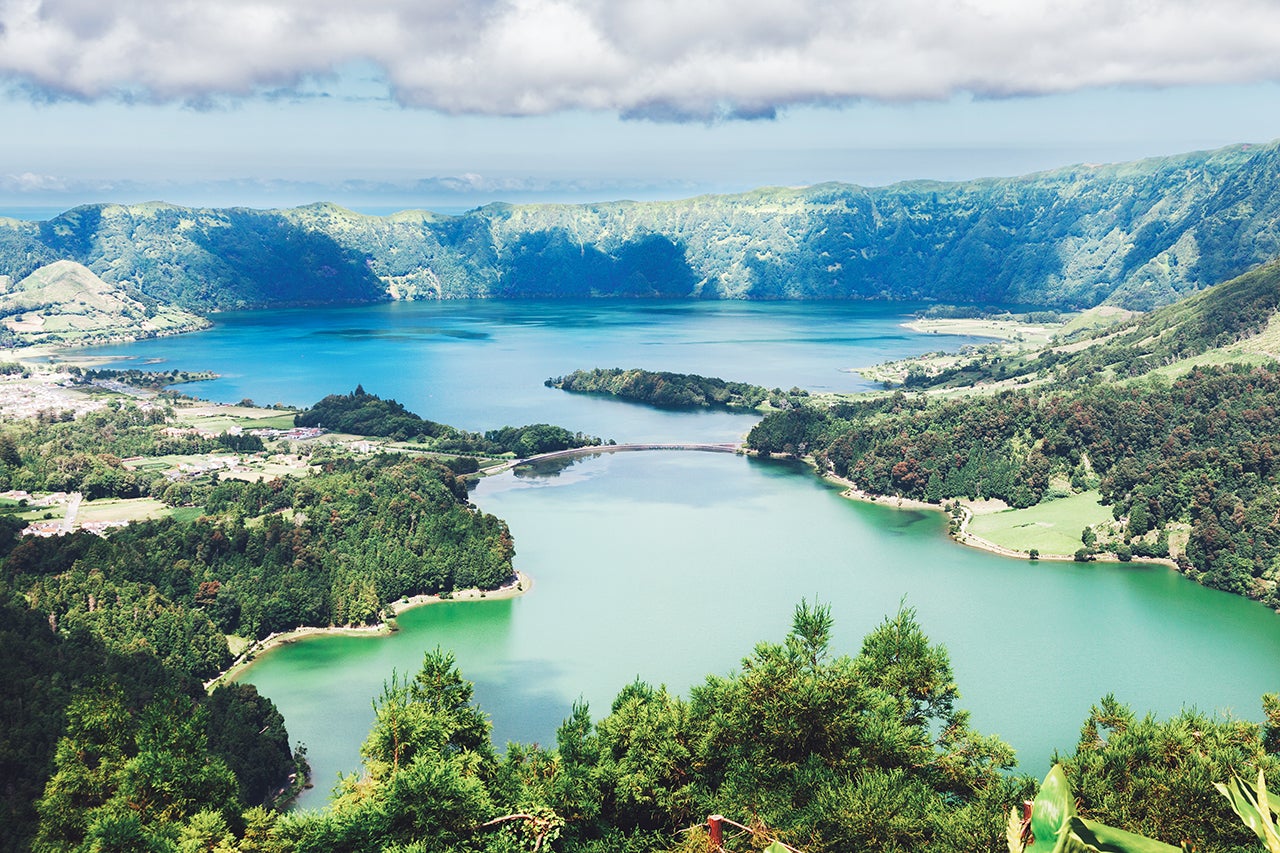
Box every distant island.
[546,367,807,411]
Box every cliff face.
[3,140,1279,311]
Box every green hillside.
[901,258,1280,389]
[0,260,208,346]
[744,253,1280,609]
[3,141,1280,312]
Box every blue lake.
[83,300,1280,810]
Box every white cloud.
[3,0,1280,119]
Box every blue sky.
[2,1,1280,213]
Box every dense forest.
[6,452,515,646]
[296,386,609,456]
[0,400,532,849]
[0,588,301,853]
[5,140,1280,312]
[748,364,1280,607]
[8,601,1276,852]
[547,368,808,411]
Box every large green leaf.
[1060,816,1183,853]
[1015,764,1185,853]
[1215,770,1280,853]
[1025,765,1076,852]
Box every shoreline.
[818,468,1181,570]
[8,320,213,361]
[208,570,532,690]
[899,316,1059,343]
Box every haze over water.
[85,300,1280,810]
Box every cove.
[78,300,1280,810]
[240,450,1280,810]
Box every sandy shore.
[209,570,532,689]
[901,317,1058,344]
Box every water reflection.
[513,455,597,479]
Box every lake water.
[83,300,1280,810]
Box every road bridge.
[482,442,743,475]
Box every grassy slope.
[0,259,207,346]
[903,258,1280,390]
[968,491,1112,555]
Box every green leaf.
[1026,764,1076,852]
[1215,771,1280,853]
[1064,816,1183,853]
[763,842,791,853]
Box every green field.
[968,490,1112,555]
[77,497,170,524]
[177,412,297,432]
[122,452,235,471]
[167,505,206,523]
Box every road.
[482,442,742,475]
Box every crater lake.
[80,299,1280,810]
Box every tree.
[687,602,1017,851]
[1060,694,1280,851]
[295,650,500,852]
[204,684,295,807]
[34,686,240,852]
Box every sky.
[2,0,1280,214]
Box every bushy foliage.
[750,365,1280,607]
[0,589,295,853]
[548,367,807,411]
[294,385,454,440]
[1059,694,1280,852]
[295,387,606,455]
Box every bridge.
[482,442,743,475]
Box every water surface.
[82,299,970,443]
[81,301,1280,810]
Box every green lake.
[83,300,1280,810]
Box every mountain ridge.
[1,140,1279,312]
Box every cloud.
[2,0,1280,120]
[0,170,706,210]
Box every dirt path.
[59,492,82,534]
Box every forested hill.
[4,140,1280,311]
[904,257,1280,389]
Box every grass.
[121,452,236,471]
[77,497,170,524]
[168,506,206,523]
[968,490,1113,555]
[176,412,297,432]
[905,317,1062,347]
[1056,305,1137,340]
[219,456,313,482]
[127,459,173,472]
[15,507,62,522]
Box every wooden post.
[708,814,724,850]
